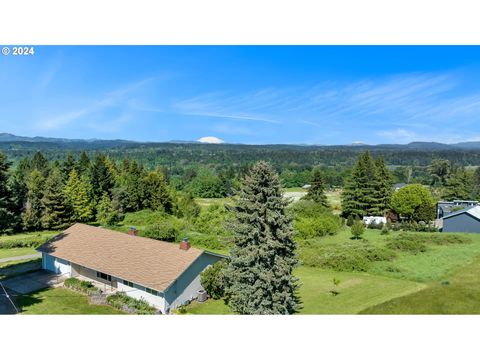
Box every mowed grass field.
[181,228,480,315]
[17,287,125,315]
[180,266,425,314]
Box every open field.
[16,287,125,315]
[361,259,480,314]
[180,266,425,314]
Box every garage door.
[42,253,71,275]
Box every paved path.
[0,253,41,264]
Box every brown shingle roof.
[37,223,204,292]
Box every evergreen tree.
[304,166,328,206]
[0,153,16,233]
[8,157,30,231]
[473,167,480,200]
[22,169,46,231]
[224,161,300,314]
[428,159,451,186]
[444,167,473,201]
[64,169,94,222]
[62,153,77,180]
[90,154,115,200]
[41,168,73,230]
[144,170,173,213]
[96,192,120,226]
[372,157,393,215]
[341,152,378,218]
[31,151,49,177]
[77,151,91,175]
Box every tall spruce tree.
[31,151,49,177]
[224,161,300,314]
[304,166,328,207]
[62,153,77,180]
[372,157,393,215]
[22,169,45,231]
[90,154,115,200]
[341,151,378,218]
[0,153,16,233]
[444,167,473,201]
[41,168,73,230]
[64,169,94,222]
[144,170,173,213]
[77,151,91,175]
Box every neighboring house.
[436,200,479,219]
[37,223,225,313]
[393,183,407,191]
[363,216,387,226]
[442,206,480,233]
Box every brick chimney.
[179,237,191,251]
[128,227,138,236]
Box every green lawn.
[17,287,125,315]
[0,247,37,259]
[179,266,425,314]
[361,259,480,314]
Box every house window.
[145,287,159,296]
[96,271,111,282]
[123,280,134,287]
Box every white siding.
[42,253,71,275]
[116,280,166,312]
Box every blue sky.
[1,46,480,144]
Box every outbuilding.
[37,223,226,313]
[442,206,480,233]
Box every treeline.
[0,151,199,234]
[341,152,480,221]
[2,141,480,189]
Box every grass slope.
[361,259,480,314]
[180,266,425,314]
[17,287,125,315]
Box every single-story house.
[36,223,226,313]
[442,206,480,233]
[436,200,479,219]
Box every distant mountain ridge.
[1,132,480,150]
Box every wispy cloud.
[35,77,154,131]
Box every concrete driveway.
[2,270,66,295]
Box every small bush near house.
[64,277,101,295]
[200,260,227,300]
[144,221,180,242]
[106,292,157,314]
[300,243,395,272]
[386,234,427,254]
[351,220,365,239]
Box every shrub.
[0,234,51,249]
[351,220,365,239]
[194,204,232,236]
[200,260,227,300]
[64,277,100,295]
[380,225,390,235]
[346,215,354,227]
[123,209,166,226]
[422,233,471,245]
[144,221,180,242]
[295,216,342,239]
[290,200,342,239]
[386,234,427,254]
[300,243,395,272]
[107,292,157,314]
